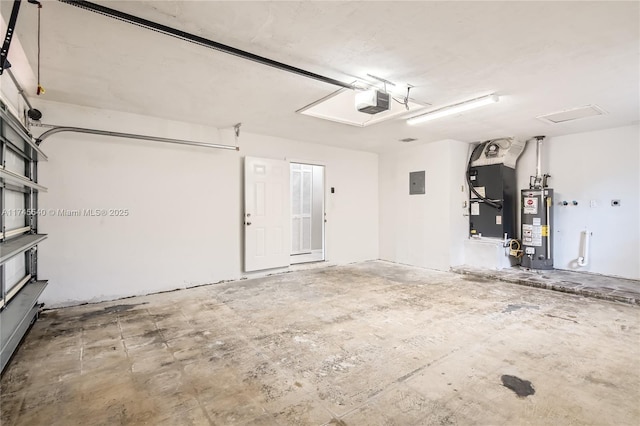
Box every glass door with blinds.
[290,163,324,264]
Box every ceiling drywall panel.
[2,1,638,152]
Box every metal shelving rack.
[0,100,48,372]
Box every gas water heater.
[521,136,553,269]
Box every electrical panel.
[409,171,425,195]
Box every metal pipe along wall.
[578,230,590,266]
[36,126,239,151]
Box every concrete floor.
[452,265,640,305]
[1,261,639,425]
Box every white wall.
[380,125,640,281]
[35,100,378,307]
[516,125,640,279]
[379,139,468,271]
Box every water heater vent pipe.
[530,135,547,189]
[536,138,543,182]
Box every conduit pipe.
[546,195,552,259]
[35,126,239,151]
[578,230,590,267]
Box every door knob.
[246,222,252,226]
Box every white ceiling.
[3,1,639,152]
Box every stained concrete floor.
[452,265,640,305]
[1,261,639,425]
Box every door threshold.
[291,259,326,266]
[290,251,325,265]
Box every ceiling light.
[407,94,499,125]
[537,104,606,124]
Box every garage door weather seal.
[57,0,354,90]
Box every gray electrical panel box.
[409,171,425,195]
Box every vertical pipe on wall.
[535,138,543,183]
[578,230,590,266]
[546,196,552,259]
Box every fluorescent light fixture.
[407,94,499,125]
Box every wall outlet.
[611,199,621,207]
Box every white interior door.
[244,156,290,272]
